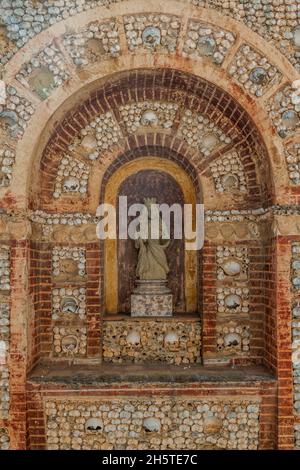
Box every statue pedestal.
[131,280,173,317]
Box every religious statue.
[135,197,170,280]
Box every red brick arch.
[36,68,266,211]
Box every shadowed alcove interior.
[101,155,200,316]
[117,169,185,314]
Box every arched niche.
[117,169,185,313]
[102,157,200,315]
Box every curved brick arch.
[38,131,205,213]
[100,144,203,203]
[35,68,264,212]
[0,0,298,209]
[2,0,298,79]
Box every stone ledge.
[103,313,200,321]
[27,362,275,387]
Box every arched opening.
[22,67,274,378]
[102,156,200,316]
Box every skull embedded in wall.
[221,173,239,190]
[201,132,219,152]
[0,110,21,137]
[143,417,161,432]
[164,331,179,344]
[293,260,300,270]
[28,67,56,100]
[164,331,179,351]
[249,67,268,86]
[85,418,103,433]
[63,177,80,192]
[222,259,242,277]
[80,134,97,152]
[282,110,299,130]
[197,36,216,56]
[61,296,79,314]
[293,302,300,318]
[126,330,140,345]
[224,332,241,350]
[61,335,78,355]
[293,277,300,289]
[142,26,161,48]
[140,110,159,127]
[224,294,241,311]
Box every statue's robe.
[135,238,169,280]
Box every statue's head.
[143,197,157,219]
[144,197,157,209]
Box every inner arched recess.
[31,68,271,212]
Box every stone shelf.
[27,362,275,386]
[103,313,201,321]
